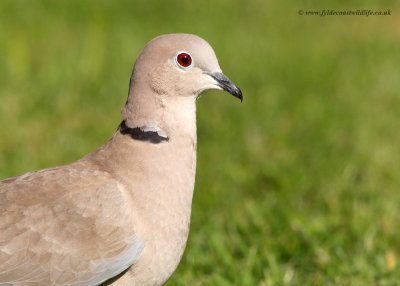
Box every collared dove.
[0,33,242,286]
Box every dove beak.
[208,72,243,102]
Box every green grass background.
[1,0,399,285]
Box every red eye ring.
[176,52,192,68]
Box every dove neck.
[122,89,197,140]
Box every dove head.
[123,34,242,136]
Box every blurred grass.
[1,0,400,285]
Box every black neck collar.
[119,120,169,144]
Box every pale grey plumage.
[1,163,143,286]
[0,33,242,286]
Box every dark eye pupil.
[177,53,192,67]
[181,56,189,64]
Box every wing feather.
[0,162,143,286]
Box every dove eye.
[175,52,193,68]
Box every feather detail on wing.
[0,163,143,286]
